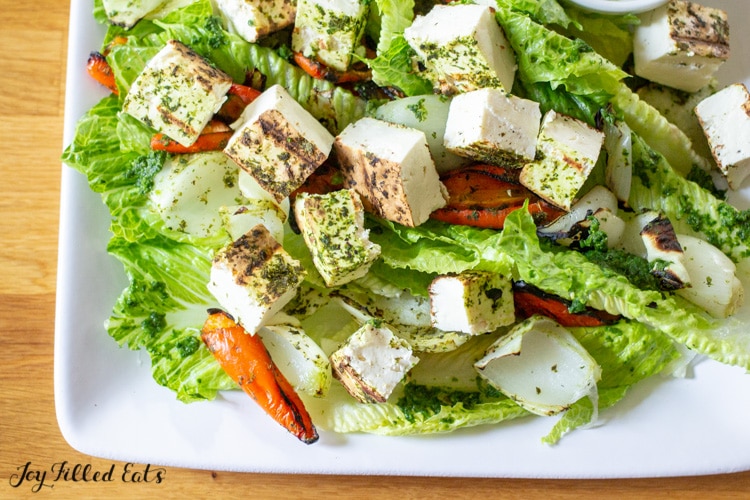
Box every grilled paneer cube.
[122,40,233,147]
[633,0,729,93]
[334,117,448,227]
[429,271,515,335]
[224,84,335,202]
[101,0,167,29]
[292,0,370,73]
[330,322,419,403]
[520,111,604,211]
[695,83,750,190]
[444,89,541,165]
[294,189,381,287]
[215,0,296,43]
[208,224,306,334]
[404,4,516,95]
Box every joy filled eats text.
[8,461,166,492]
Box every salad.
[63,0,750,447]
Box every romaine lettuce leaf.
[629,134,750,263]
[364,0,434,96]
[104,231,235,402]
[366,217,485,275]
[493,5,627,97]
[492,209,750,370]
[611,86,712,176]
[498,0,575,28]
[561,8,637,67]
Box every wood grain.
[1,1,748,497]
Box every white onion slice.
[676,234,745,318]
[538,186,624,247]
[474,316,601,416]
[374,94,469,173]
[604,119,632,204]
[219,201,286,243]
[259,313,333,397]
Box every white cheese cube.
[294,189,381,287]
[444,89,541,165]
[520,111,604,211]
[334,117,448,227]
[102,0,167,29]
[123,40,233,147]
[224,84,335,202]
[633,0,729,93]
[291,0,370,73]
[208,224,306,334]
[330,322,419,403]
[429,271,514,336]
[695,83,750,190]
[404,4,516,95]
[215,0,296,43]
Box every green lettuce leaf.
[498,0,575,28]
[611,86,712,176]
[493,5,627,97]
[492,209,750,370]
[105,234,233,402]
[629,134,750,263]
[366,217,485,274]
[562,8,637,67]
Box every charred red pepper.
[201,309,319,444]
[513,281,621,328]
[430,164,566,229]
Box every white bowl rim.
[563,0,669,14]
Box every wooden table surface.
[1,1,748,498]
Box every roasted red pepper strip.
[430,164,565,229]
[86,37,128,94]
[150,131,233,154]
[513,282,621,328]
[215,84,262,123]
[293,51,372,84]
[228,83,262,104]
[290,163,344,199]
[86,51,119,95]
[201,309,319,444]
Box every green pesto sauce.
[396,381,504,423]
[582,248,665,292]
[686,165,726,200]
[175,335,201,358]
[127,150,167,195]
[141,312,167,337]
[406,98,428,122]
[203,16,228,49]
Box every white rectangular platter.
[55,0,750,478]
